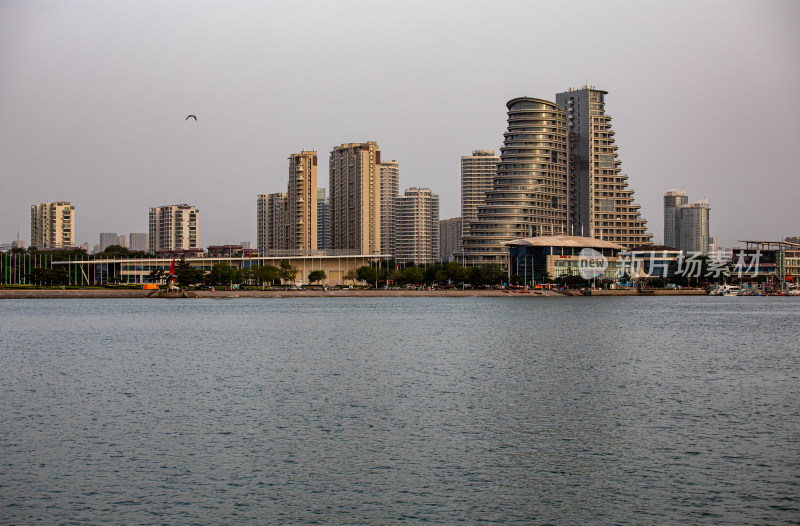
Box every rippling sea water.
[1,296,798,524]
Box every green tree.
[356,265,378,285]
[257,264,282,286]
[308,270,326,284]
[279,260,298,285]
[343,268,358,285]
[102,245,130,257]
[26,267,69,286]
[478,263,506,285]
[402,266,424,285]
[175,256,205,287]
[446,262,467,284]
[207,262,237,286]
[239,268,255,286]
[148,267,166,284]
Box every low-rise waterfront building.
[50,253,389,286]
[623,244,683,280]
[506,235,626,284]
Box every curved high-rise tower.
[462,97,568,265]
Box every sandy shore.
[0,288,712,299]
[0,288,564,299]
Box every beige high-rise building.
[257,193,288,255]
[380,159,399,257]
[30,201,75,249]
[287,150,317,254]
[329,142,381,255]
[395,188,439,265]
[148,203,199,253]
[556,86,652,247]
[462,97,569,266]
[461,150,499,238]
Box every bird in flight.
[185,115,197,121]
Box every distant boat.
[710,284,740,296]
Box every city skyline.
[1,1,798,248]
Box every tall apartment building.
[287,150,317,253]
[555,86,651,247]
[317,188,330,251]
[439,217,463,262]
[99,232,118,252]
[461,150,499,238]
[462,98,569,265]
[380,159,399,257]
[329,142,381,255]
[257,193,288,255]
[664,189,689,248]
[148,204,199,253]
[30,201,75,249]
[395,188,439,265]
[663,190,710,254]
[129,233,148,252]
[679,199,710,255]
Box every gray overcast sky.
[2,0,798,249]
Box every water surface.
[1,297,798,524]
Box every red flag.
[169,258,176,277]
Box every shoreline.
[0,288,709,299]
